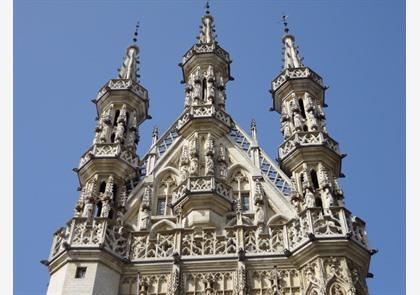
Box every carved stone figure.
[281,120,292,138]
[101,199,111,218]
[189,157,199,176]
[125,130,137,148]
[139,207,151,230]
[318,164,330,188]
[99,121,110,143]
[205,155,214,176]
[324,187,335,207]
[303,92,315,112]
[82,199,94,218]
[143,185,152,207]
[289,95,299,112]
[74,199,84,217]
[304,188,316,208]
[306,110,318,131]
[117,104,127,124]
[115,122,125,143]
[292,112,304,131]
[101,104,113,124]
[254,200,265,225]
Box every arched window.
[113,110,120,126]
[95,201,103,217]
[311,170,319,189]
[113,185,118,203]
[99,181,106,193]
[202,79,207,100]
[298,98,306,119]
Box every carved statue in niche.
[205,133,215,155]
[269,267,283,295]
[289,94,299,112]
[105,175,114,199]
[333,177,343,196]
[117,104,127,125]
[281,119,292,138]
[101,198,111,218]
[304,188,316,208]
[82,198,94,219]
[189,133,199,156]
[303,92,315,112]
[318,164,330,189]
[306,109,319,131]
[118,186,127,208]
[142,185,152,208]
[179,144,190,181]
[254,199,265,226]
[185,77,193,107]
[292,111,304,132]
[205,155,214,176]
[138,206,151,230]
[101,104,113,124]
[74,197,84,217]
[301,166,311,190]
[115,122,125,143]
[291,194,302,214]
[99,119,111,143]
[192,67,202,103]
[216,75,226,109]
[189,157,199,176]
[206,81,215,104]
[324,187,335,208]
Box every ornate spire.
[118,22,140,81]
[281,15,303,70]
[198,2,217,44]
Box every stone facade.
[45,8,373,295]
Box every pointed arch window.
[298,98,307,119]
[310,170,319,189]
[113,110,120,126]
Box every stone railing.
[171,176,233,204]
[48,208,368,262]
[182,43,230,65]
[228,122,293,196]
[177,105,233,130]
[96,79,148,101]
[279,131,340,159]
[79,143,140,169]
[271,67,324,92]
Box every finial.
[133,21,140,43]
[205,1,210,15]
[251,119,257,140]
[282,15,289,34]
[152,126,159,144]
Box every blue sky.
[14,0,405,294]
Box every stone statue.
[289,95,299,112]
[115,122,125,143]
[218,162,227,179]
[292,112,304,132]
[99,120,110,143]
[306,110,318,131]
[303,92,315,112]
[189,157,199,176]
[139,207,151,230]
[117,104,127,125]
[82,199,94,218]
[304,188,316,208]
[281,120,292,138]
[74,199,84,217]
[101,104,113,124]
[143,185,152,207]
[206,80,215,103]
[180,163,189,181]
[324,187,335,207]
[205,155,214,176]
[101,199,111,218]
[254,200,265,225]
[318,165,330,188]
[205,133,214,155]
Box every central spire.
[281,16,304,70]
[198,2,216,44]
[118,22,140,82]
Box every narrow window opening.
[95,201,103,217]
[298,99,306,119]
[109,209,114,219]
[113,185,118,203]
[99,181,106,193]
[157,198,166,215]
[202,79,207,100]
[75,267,87,279]
[300,173,305,190]
[126,113,130,128]
[113,110,120,126]
[110,133,116,143]
[241,193,250,211]
[303,125,308,132]
[311,170,320,189]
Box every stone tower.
[45,7,374,295]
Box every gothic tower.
[45,7,373,295]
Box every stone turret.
[271,16,344,212]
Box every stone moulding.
[182,43,231,65]
[271,67,324,92]
[96,79,149,102]
[78,143,140,169]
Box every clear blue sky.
[14,0,405,294]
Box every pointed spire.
[119,22,140,81]
[281,15,303,70]
[198,2,217,44]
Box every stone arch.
[226,215,253,226]
[155,167,180,184]
[150,219,177,233]
[267,213,289,226]
[325,275,348,295]
[305,283,322,295]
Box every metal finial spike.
[132,21,140,43]
[205,1,210,14]
[282,15,289,34]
